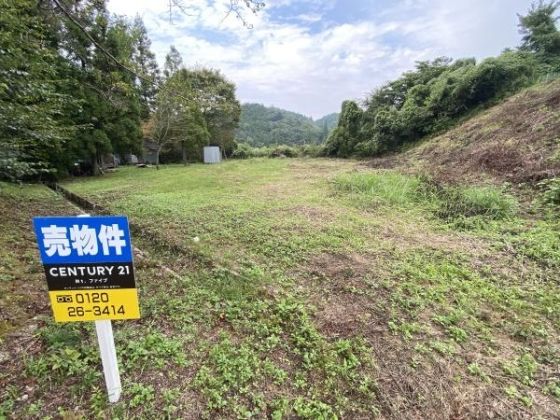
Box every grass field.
[1,158,559,418]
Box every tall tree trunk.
[92,150,100,176]
[182,141,187,166]
[156,146,162,170]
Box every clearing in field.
[1,158,559,418]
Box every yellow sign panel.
[48,289,140,322]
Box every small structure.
[203,146,221,164]
[124,154,139,165]
[143,139,159,165]
[101,153,119,169]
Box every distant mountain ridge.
[315,113,340,131]
[236,103,339,147]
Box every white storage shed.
[203,146,221,164]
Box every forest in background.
[2,1,560,181]
[0,0,248,180]
[235,103,339,147]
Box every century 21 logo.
[56,295,73,303]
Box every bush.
[327,50,538,157]
[268,145,299,158]
[300,144,325,157]
[231,143,325,159]
[231,143,253,159]
[537,178,560,209]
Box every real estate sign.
[33,216,140,322]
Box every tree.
[173,68,241,156]
[132,16,160,120]
[149,74,210,167]
[39,1,145,175]
[519,1,560,58]
[235,104,324,147]
[0,0,76,181]
[325,101,363,157]
[1,0,263,181]
[328,46,537,157]
[164,46,183,78]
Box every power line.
[50,1,265,89]
[51,0,157,86]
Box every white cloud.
[107,0,529,118]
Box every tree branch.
[51,0,157,85]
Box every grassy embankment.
[1,157,558,418]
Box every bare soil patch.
[297,244,558,419]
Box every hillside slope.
[236,103,337,147]
[376,81,560,184]
[315,112,339,131]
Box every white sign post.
[80,214,121,404]
[95,319,122,403]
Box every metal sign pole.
[95,319,122,403]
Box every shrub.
[538,178,560,209]
[231,143,253,159]
[268,145,299,158]
[231,143,325,159]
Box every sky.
[107,0,533,119]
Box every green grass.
[1,159,559,418]
[332,171,422,207]
[332,171,519,224]
[433,185,518,221]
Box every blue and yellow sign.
[33,216,140,322]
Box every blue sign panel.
[33,216,133,265]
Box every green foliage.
[325,101,364,157]
[502,353,539,386]
[505,385,534,407]
[163,45,183,79]
[154,66,240,163]
[232,142,325,159]
[316,113,340,142]
[0,0,159,180]
[24,323,100,387]
[121,331,187,369]
[519,1,560,69]
[179,68,240,155]
[132,17,161,119]
[292,398,338,419]
[504,221,560,268]
[537,177,560,209]
[467,362,490,381]
[128,383,155,408]
[194,337,260,411]
[49,4,149,175]
[331,172,518,225]
[0,0,76,180]
[327,14,550,158]
[236,103,329,147]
